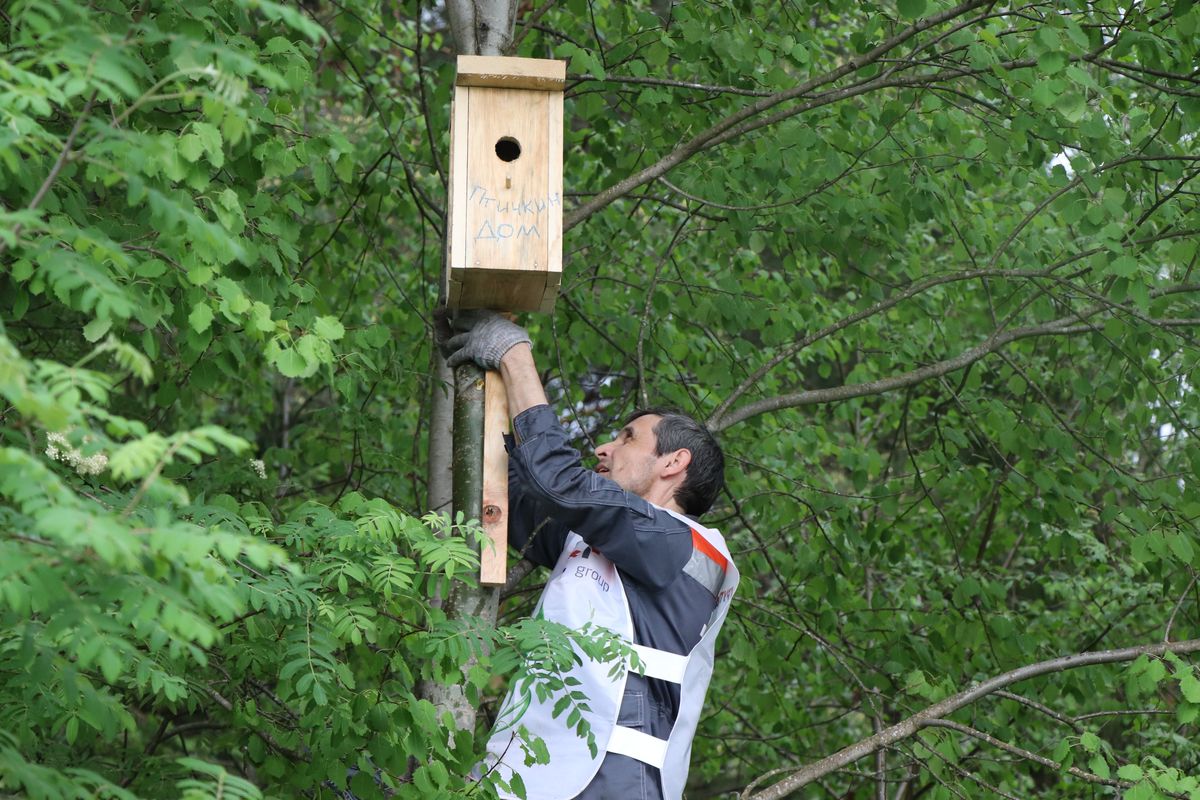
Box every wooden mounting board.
[479,370,510,586]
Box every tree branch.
[636,215,690,406]
[707,266,1060,428]
[924,719,1134,792]
[0,92,96,257]
[714,319,1087,432]
[571,73,775,98]
[706,171,1199,428]
[992,689,1081,733]
[711,282,1200,432]
[564,11,1191,233]
[563,0,992,230]
[509,0,559,55]
[744,637,1200,799]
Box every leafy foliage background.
[3,0,1200,798]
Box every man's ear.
[660,448,692,478]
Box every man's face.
[594,414,663,498]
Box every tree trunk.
[427,353,453,516]
[446,0,517,57]
[420,0,518,734]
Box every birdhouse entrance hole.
[495,137,521,162]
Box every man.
[444,311,739,800]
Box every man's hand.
[441,309,532,370]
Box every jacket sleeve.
[507,404,692,589]
[506,445,570,568]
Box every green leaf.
[193,121,223,167]
[273,347,308,378]
[188,265,214,285]
[83,317,113,343]
[1031,79,1061,108]
[897,0,927,18]
[189,303,214,333]
[265,36,294,55]
[217,188,241,212]
[1108,255,1139,278]
[313,160,331,196]
[313,315,345,341]
[1058,92,1087,122]
[98,647,122,683]
[250,302,276,333]
[1167,534,1195,563]
[179,133,205,163]
[1038,51,1067,73]
[1181,671,1200,703]
[1118,764,1145,781]
[1124,780,1155,800]
[135,259,168,278]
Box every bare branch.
[1073,708,1174,722]
[901,737,1023,800]
[714,319,1089,432]
[501,557,537,598]
[924,719,1133,792]
[636,215,690,406]
[563,0,992,230]
[711,283,1200,432]
[571,73,775,98]
[1165,571,1199,643]
[745,637,1200,799]
[992,689,1082,733]
[509,0,559,54]
[707,266,1058,428]
[709,221,1200,426]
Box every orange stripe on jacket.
[691,529,728,572]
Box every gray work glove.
[441,310,531,370]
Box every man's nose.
[595,441,613,459]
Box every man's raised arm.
[440,311,691,588]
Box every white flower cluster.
[45,431,109,477]
[250,458,267,479]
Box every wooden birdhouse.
[445,55,566,314]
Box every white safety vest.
[486,508,739,800]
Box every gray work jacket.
[506,405,720,800]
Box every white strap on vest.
[607,519,734,779]
[607,725,669,769]
[608,644,685,770]
[631,644,688,684]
